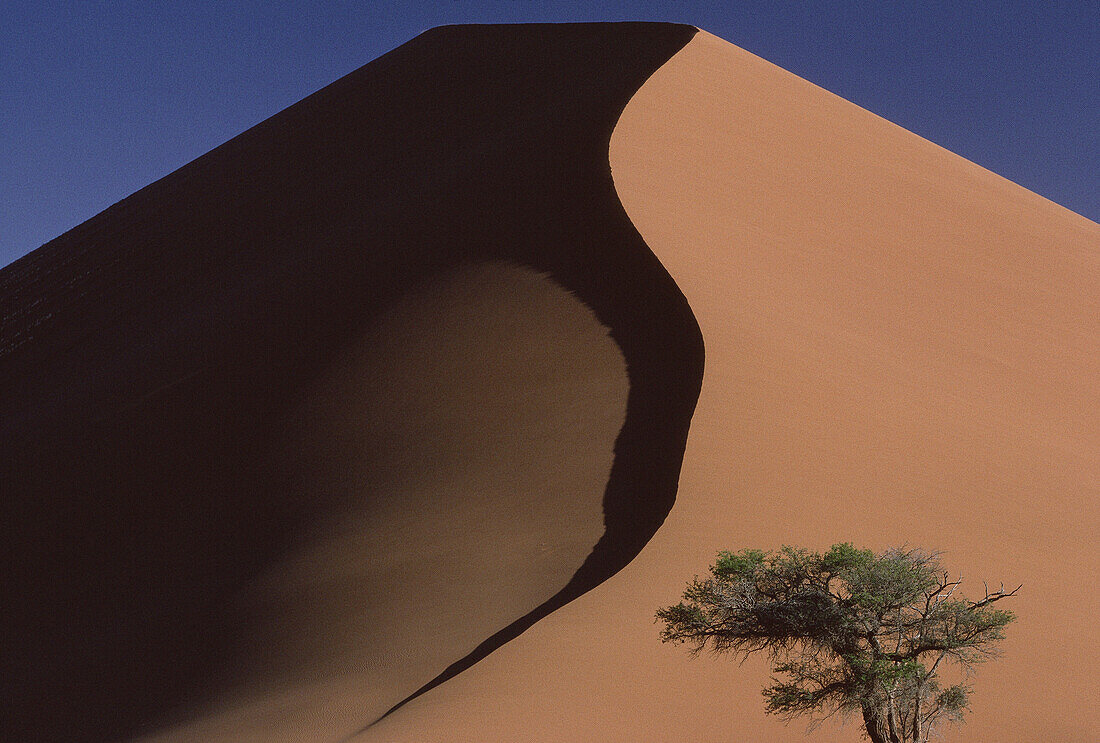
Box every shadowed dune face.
[137,261,627,740]
[1,23,701,743]
[364,29,1098,743]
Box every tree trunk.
[912,692,923,743]
[887,693,902,743]
[861,703,889,743]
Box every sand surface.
[132,261,627,741]
[364,29,1099,743]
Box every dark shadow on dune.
[1,23,701,742]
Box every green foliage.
[657,544,1018,743]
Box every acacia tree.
[657,544,1017,743]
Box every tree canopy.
[657,544,1017,743]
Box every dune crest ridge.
[2,23,704,743]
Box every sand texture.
[3,22,1097,743]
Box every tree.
[656,544,1018,743]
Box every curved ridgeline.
[1,23,702,742]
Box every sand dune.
[4,22,1096,743]
[366,28,1099,743]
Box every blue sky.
[3,1,1097,268]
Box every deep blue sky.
[3,1,1097,268]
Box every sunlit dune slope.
[365,29,1099,743]
[1,24,701,743]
